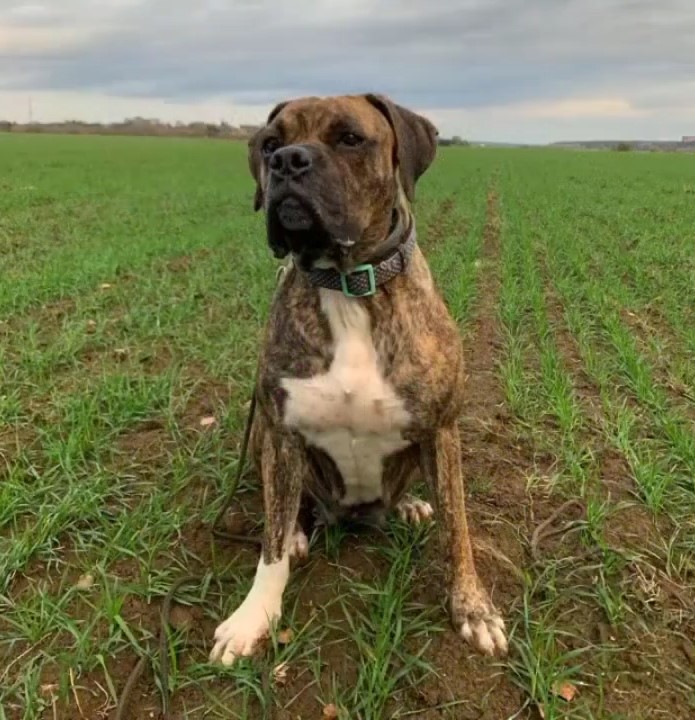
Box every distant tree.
[615,142,632,152]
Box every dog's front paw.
[209,599,281,666]
[451,585,507,657]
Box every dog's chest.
[281,290,411,506]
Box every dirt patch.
[432,187,531,719]
[1,247,219,385]
[0,425,40,480]
[543,282,675,524]
[77,342,179,377]
[112,418,171,473]
[539,256,695,718]
[177,376,237,432]
[543,286,640,500]
[544,266,685,546]
[618,306,695,419]
[162,248,212,274]
[459,189,534,547]
[422,195,463,250]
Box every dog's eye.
[262,137,281,157]
[338,132,364,147]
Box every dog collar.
[303,229,417,298]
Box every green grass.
[1,134,695,720]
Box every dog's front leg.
[210,429,305,666]
[421,425,508,657]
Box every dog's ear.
[365,94,438,202]
[248,101,289,211]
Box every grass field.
[1,133,694,720]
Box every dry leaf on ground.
[75,574,95,591]
[551,681,578,702]
[277,628,294,645]
[272,661,289,686]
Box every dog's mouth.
[266,189,366,271]
[274,196,315,231]
[267,193,334,268]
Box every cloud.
[1,0,694,141]
[517,98,643,119]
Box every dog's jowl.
[210,94,507,666]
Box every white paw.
[396,497,434,525]
[461,612,507,657]
[288,527,309,561]
[209,599,281,666]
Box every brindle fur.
[251,251,463,509]
[237,94,506,658]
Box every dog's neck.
[293,211,417,298]
[296,203,413,273]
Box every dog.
[210,94,507,665]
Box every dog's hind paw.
[395,496,434,525]
[452,587,507,657]
[288,526,309,561]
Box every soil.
[618,306,695,421]
[425,195,460,248]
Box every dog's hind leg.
[210,429,306,666]
[420,426,508,657]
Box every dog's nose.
[269,145,313,179]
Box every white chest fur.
[281,289,411,506]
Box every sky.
[1,0,694,143]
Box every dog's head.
[247,94,438,270]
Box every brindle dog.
[210,94,507,665]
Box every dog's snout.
[269,145,313,179]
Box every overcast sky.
[1,0,694,143]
